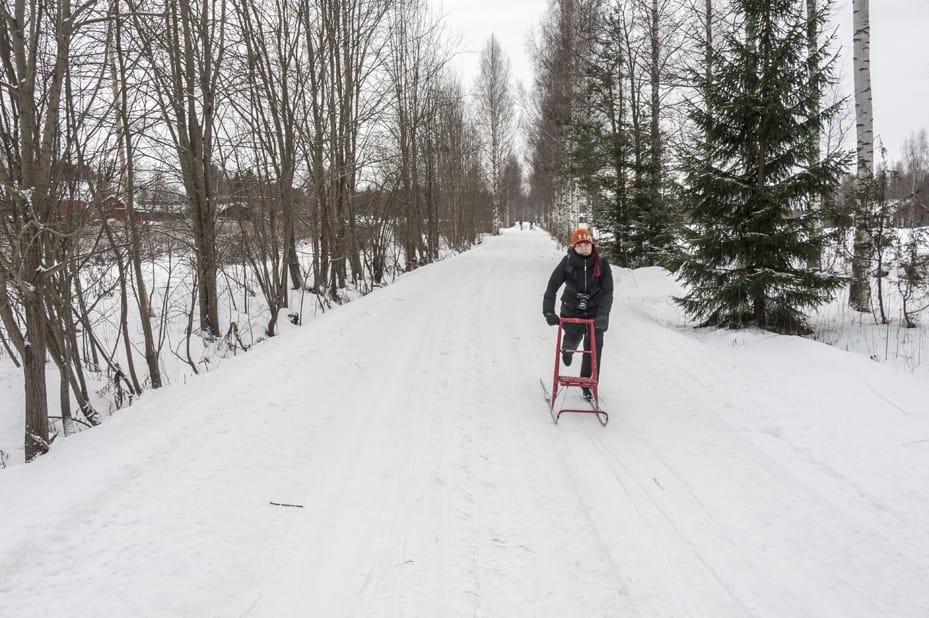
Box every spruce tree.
[674,0,851,334]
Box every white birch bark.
[853,0,874,175]
[850,0,873,310]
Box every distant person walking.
[542,227,614,396]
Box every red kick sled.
[541,317,608,426]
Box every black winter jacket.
[543,248,614,328]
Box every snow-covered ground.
[1,228,928,617]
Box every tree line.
[526,0,928,333]
[0,0,517,462]
[4,0,929,463]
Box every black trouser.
[562,323,605,380]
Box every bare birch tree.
[298,0,333,293]
[323,0,391,289]
[107,0,163,387]
[226,0,308,336]
[528,0,597,240]
[128,0,227,337]
[429,78,488,249]
[850,0,873,311]
[385,0,451,268]
[475,35,516,231]
[0,0,103,460]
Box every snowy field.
[1,227,928,616]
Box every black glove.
[544,312,560,326]
[595,315,608,331]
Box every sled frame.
[549,317,608,426]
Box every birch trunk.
[109,0,162,387]
[850,0,873,311]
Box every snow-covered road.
[2,229,928,617]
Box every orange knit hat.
[571,227,593,247]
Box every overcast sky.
[437,0,929,163]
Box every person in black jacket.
[542,227,614,395]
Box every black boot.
[562,351,572,366]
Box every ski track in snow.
[1,229,928,617]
